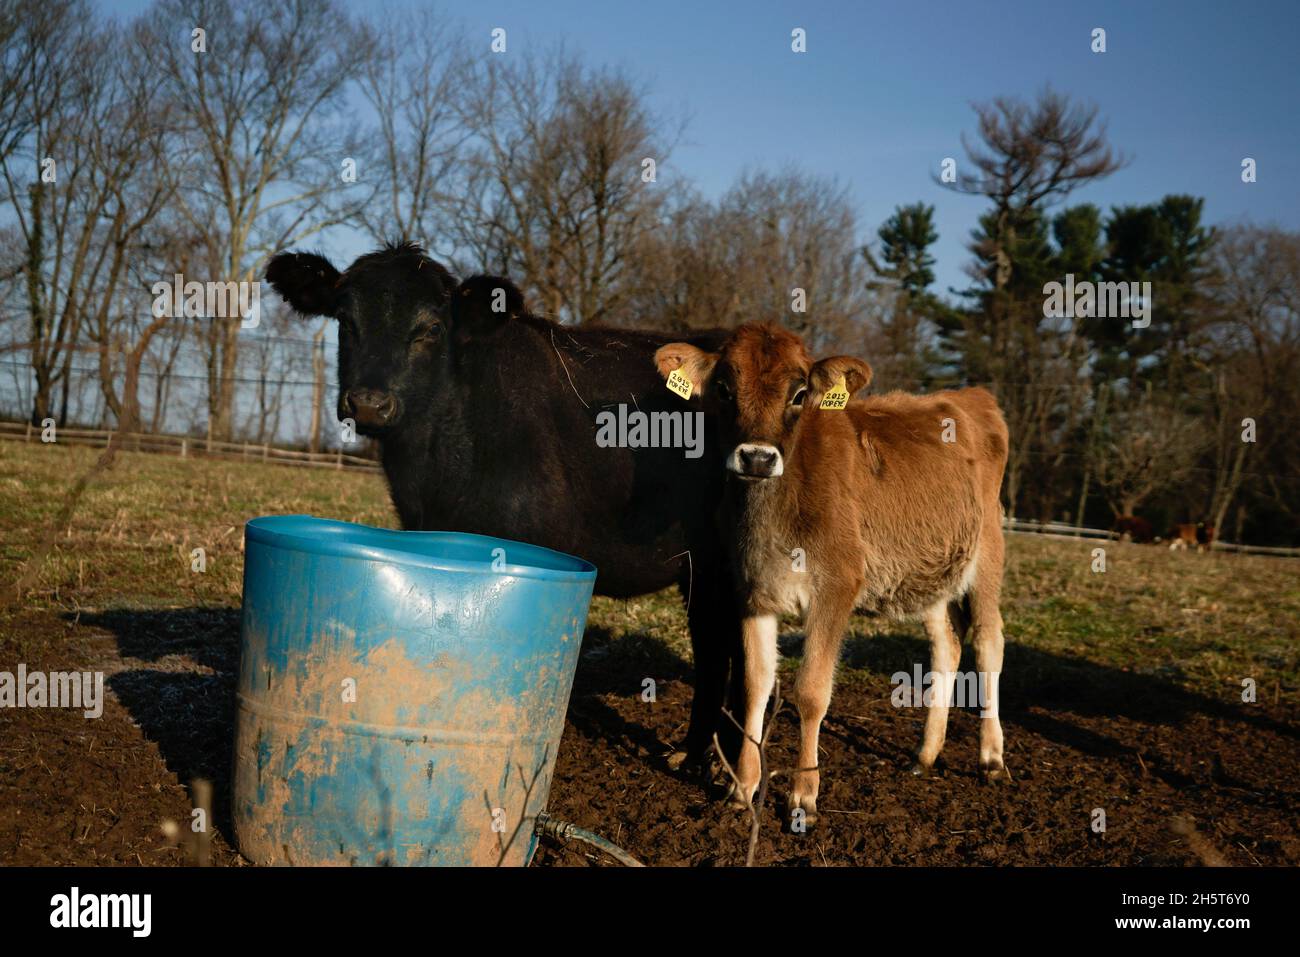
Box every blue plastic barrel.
[232,516,597,866]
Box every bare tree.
[0,0,97,424]
[623,169,881,352]
[939,90,1126,517]
[357,8,471,249]
[450,49,677,324]
[947,87,1126,293]
[1090,386,1207,517]
[144,0,375,441]
[1203,225,1300,533]
[717,169,876,353]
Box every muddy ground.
[2,601,1295,867]
[2,445,1295,867]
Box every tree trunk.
[210,316,241,441]
[26,181,51,427]
[1211,439,1248,534]
[1074,466,1091,527]
[308,322,327,453]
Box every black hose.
[535,811,644,867]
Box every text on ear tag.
[820,375,850,410]
[666,368,693,400]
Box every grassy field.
[1,437,1297,865]
[5,439,1293,703]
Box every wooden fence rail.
[1002,516,1300,558]
[4,420,1295,556]
[0,420,383,474]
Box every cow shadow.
[70,604,1297,824]
[560,614,1297,806]
[563,623,699,762]
[823,626,1297,799]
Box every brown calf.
[1169,522,1215,552]
[656,323,1010,823]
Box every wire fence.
[5,419,1296,556]
[1001,517,1300,558]
[0,420,382,474]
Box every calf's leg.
[970,533,1008,780]
[914,600,962,773]
[731,613,778,807]
[788,594,854,826]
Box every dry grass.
[2,437,1297,705]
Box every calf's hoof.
[666,748,718,780]
[909,760,934,778]
[724,778,760,810]
[981,761,1012,784]
[785,793,819,831]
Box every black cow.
[266,242,740,768]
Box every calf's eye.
[790,387,807,407]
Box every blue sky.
[106,0,1300,297]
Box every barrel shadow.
[71,607,241,852]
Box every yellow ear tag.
[666,368,693,400]
[820,375,850,410]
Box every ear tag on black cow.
[666,368,693,401]
[820,375,849,410]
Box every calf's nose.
[730,443,783,479]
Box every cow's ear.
[265,252,342,318]
[450,275,524,331]
[810,355,872,399]
[654,343,718,391]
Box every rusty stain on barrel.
[232,516,596,866]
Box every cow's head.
[266,243,520,436]
[654,323,871,481]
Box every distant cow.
[1169,522,1215,552]
[1112,515,1154,544]
[654,323,1011,823]
[266,243,743,767]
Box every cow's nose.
[730,443,783,479]
[343,389,398,427]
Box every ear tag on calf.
[820,375,850,410]
[666,368,693,401]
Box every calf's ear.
[451,275,525,331]
[654,343,718,391]
[810,356,872,399]
[265,252,342,317]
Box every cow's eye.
[714,379,733,402]
[790,387,807,408]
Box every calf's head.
[654,323,871,481]
[266,243,521,436]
